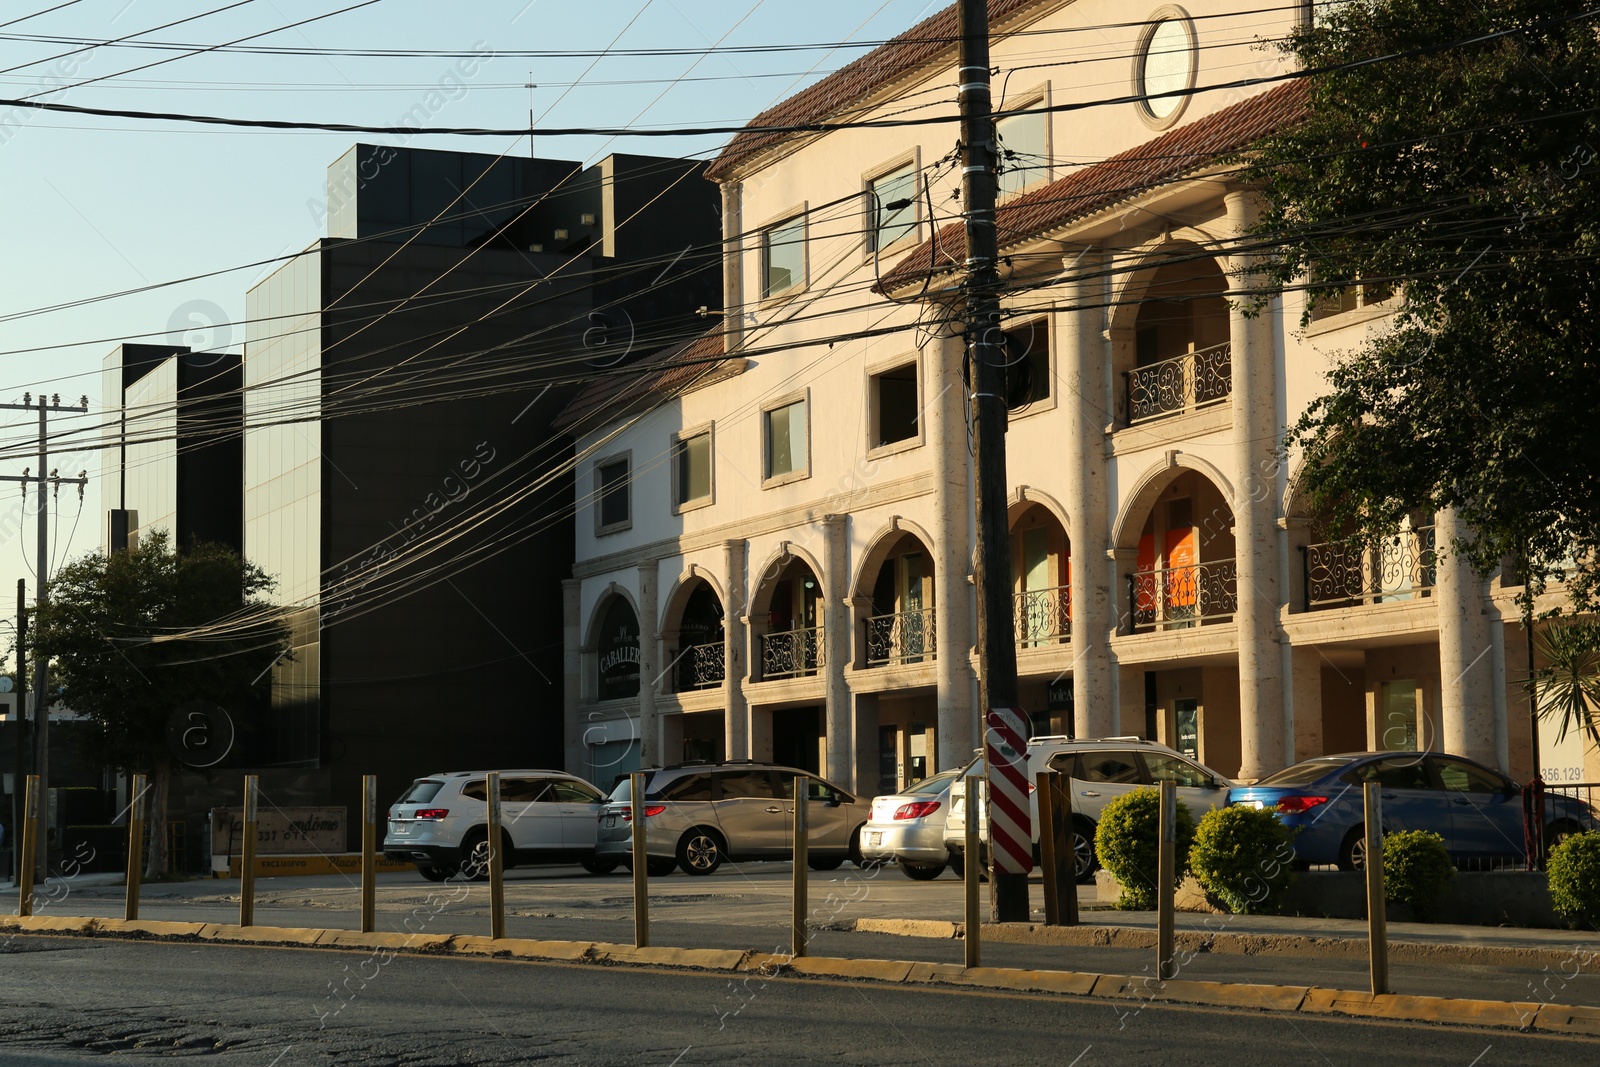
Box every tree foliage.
[30,531,289,875]
[1245,1,1600,606]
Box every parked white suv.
[383,769,616,880]
[944,736,1233,882]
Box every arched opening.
[863,532,936,666]
[665,578,725,692]
[1127,469,1236,632]
[752,556,823,680]
[1008,502,1070,647]
[592,594,641,700]
[1115,251,1231,425]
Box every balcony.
[1124,341,1232,425]
[673,642,725,692]
[866,608,936,667]
[759,626,822,680]
[1300,526,1436,610]
[1129,560,1238,632]
[1015,585,1070,647]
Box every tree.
[29,531,290,878]
[1244,1,1600,608]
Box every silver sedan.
[859,764,975,880]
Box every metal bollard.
[17,775,38,918]
[125,774,147,921]
[791,776,808,958]
[240,775,259,927]
[630,771,649,948]
[963,774,981,968]
[486,771,505,940]
[1157,780,1176,980]
[361,775,377,934]
[1364,782,1388,994]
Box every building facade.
[561,0,1593,796]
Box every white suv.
[944,736,1233,882]
[383,769,616,880]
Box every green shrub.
[1547,832,1600,929]
[1382,830,1455,920]
[1188,805,1297,914]
[1095,787,1195,910]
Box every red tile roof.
[554,328,728,433]
[877,80,1309,293]
[705,0,1044,182]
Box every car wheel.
[948,853,964,878]
[901,861,945,881]
[1072,819,1099,884]
[807,857,845,871]
[646,857,678,877]
[1545,820,1586,855]
[1338,826,1368,872]
[582,858,620,875]
[676,828,725,875]
[416,864,449,882]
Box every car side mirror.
[827,794,842,807]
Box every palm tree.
[1536,619,1600,750]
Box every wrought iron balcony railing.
[866,608,937,666]
[674,642,726,691]
[1014,585,1070,647]
[759,626,822,680]
[1300,525,1436,610]
[1124,341,1232,425]
[1128,559,1238,632]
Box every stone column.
[724,538,750,759]
[1289,645,1323,762]
[1225,188,1285,780]
[1436,508,1497,765]
[1060,248,1116,738]
[562,578,585,776]
[636,562,660,769]
[721,181,744,352]
[930,323,977,766]
[822,514,854,786]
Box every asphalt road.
[0,936,1594,1066]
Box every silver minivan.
[595,762,867,875]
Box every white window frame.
[863,151,922,258]
[761,389,811,488]
[865,353,924,458]
[594,450,632,536]
[1133,7,1198,130]
[759,205,808,302]
[671,422,716,514]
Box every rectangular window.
[996,103,1048,198]
[1309,277,1393,321]
[871,362,919,448]
[1003,319,1050,410]
[764,398,808,481]
[674,429,712,508]
[596,455,630,532]
[867,165,917,251]
[762,215,805,297]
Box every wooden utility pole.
[958,0,1028,923]
[0,393,88,874]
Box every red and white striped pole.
[986,707,1034,897]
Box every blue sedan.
[1229,752,1597,870]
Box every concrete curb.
[1,914,1590,1037]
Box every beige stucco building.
[557,0,1590,795]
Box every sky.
[0,0,947,648]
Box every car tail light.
[894,800,941,820]
[1273,795,1328,814]
[621,805,667,821]
[413,808,449,820]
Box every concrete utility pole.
[958,0,1028,923]
[0,393,89,873]
[11,579,25,872]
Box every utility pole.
[0,393,89,874]
[11,578,25,877]
[958,0,1028,922]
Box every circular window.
[1136,10,1196,126]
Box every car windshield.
[397,780,444,804]
[1255,758,1353,787]
[607,778,633,803]
[903,769,961,796]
